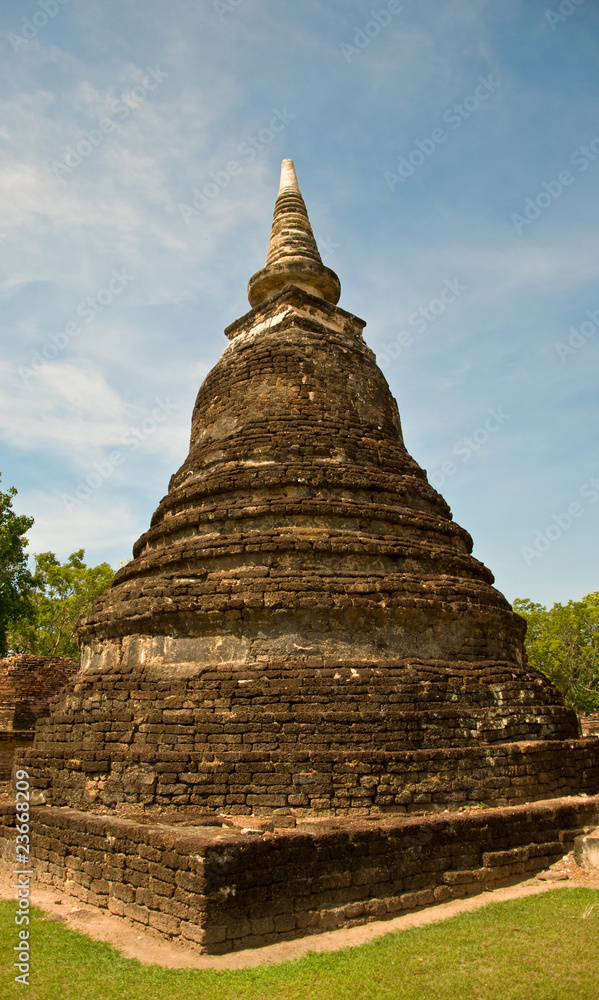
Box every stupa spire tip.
[279,158,300,193]
[247,160,341,308]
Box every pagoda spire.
[247,159,341,308]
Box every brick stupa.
[25,160,593,818]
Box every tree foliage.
[0,475,35,657]
[513,592,599,714]
[7,549,114,658]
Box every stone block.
[90,879,110,895]
[110,882,135,903]
[273,913,296,933]
[148,910,180,936]
[401,889,435,910]
[574,829,599,872]
[123,902,150,926]
[159,896,194,921]
[363,899,387,917]
[317,909,341,929]
[148,862,176,884]
[202,924,229,945]
[134,887,156,908]
[148,877,175,898]
[442,870,478,886]
[107,897,125,917]
[351,867,388,887]
[180,921,207,945]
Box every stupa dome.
[26,161,580,817]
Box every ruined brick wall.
[582,715,599,736]
[1,795,597,953]
[0,655,79,732]
[0,655,79,778]
[8,162,599,956]
[0,734,34,780]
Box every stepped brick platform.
[10,160,599,951]
[2,795,598,953]
[25,739,599,816]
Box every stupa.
[25,161,593,819]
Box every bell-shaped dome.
[26,161,580,817]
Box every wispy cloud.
[0,0,597,607]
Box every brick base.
[2,795,598,953]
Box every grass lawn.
[1,889,598,1000]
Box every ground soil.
[1,849,598,970]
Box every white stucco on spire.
[279,158,300,192]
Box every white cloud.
[0,361,188,470]
[0,0,597,604]
[22,489,140,565]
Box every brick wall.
[19,736,599,815]
[1,795,597,953]
[0,655,79,777]
[0,732,34,779]
[582,715,599,736]
[0,655,79,732]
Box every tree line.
[0,475,113,658]
[513,594,598,715]
[1,475,597,713]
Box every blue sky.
[1,0,597,607]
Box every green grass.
[1,890,598,1000]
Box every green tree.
[0,476,35,657]
[513,592,599,714]
[7,549,114,657]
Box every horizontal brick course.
[19,737,599,816]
